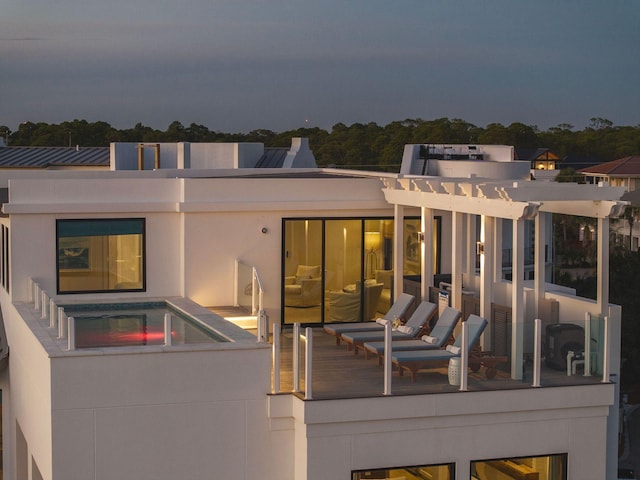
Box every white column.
[465,214,477,279]
[512,218,525,380]
[532,318,542,387]
[383,322,392,395]
[480,215,494,350]
[597,217,610,315]
[421,207,434,301]
[493,218,503,282]
[451,212,463,310]
[272,322,281,394]
[534,212,547,318]
[393,204,405,302]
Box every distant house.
[579,155,640,191]
[580,156,640,250]
[515,148,560,171]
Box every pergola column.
[597,217,610,315]
[465,214,477,280]
[480,215,494,351]
[512,218,525,380]
[421,207,434,301]
[493,218,503,282]
[534,212,547,318]
[451,211,463,311]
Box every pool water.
[62,302,228,348]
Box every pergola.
[382,176,627,379]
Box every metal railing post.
[532,318,541,387]
[584,312,592,376]
[34,283,40,310]
[257,309,268,343]
[252,268,258,315]
[67,317,75,351]
[602,316,610,383]
[58,307,66,338]
[164,313,172,346]
[272,322,281,394]
[460,321,469,391]
[304,327,313,400]
[293,323,300,393]
[41,291,48,320]
[49,299,57,329]
[383,322,392,395]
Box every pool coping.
[15,296,266,358]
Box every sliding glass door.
[282,217,439,326]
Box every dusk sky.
[2,1,639,133]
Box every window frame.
[56,218,146,295]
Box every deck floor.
[274,329,604,400]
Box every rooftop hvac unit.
[545,323,584,371]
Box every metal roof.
[0,146,109,168]
[254,148,288,168]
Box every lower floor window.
[471,453,567,479]
[352,463,454,479]
[57,218,145,294]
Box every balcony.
[272,321,612,401]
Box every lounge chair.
[362,306,461,361]
[391,314,488,382]
[323,293,415,345]
[339,300,437,355]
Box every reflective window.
[471,453,567,479]
[57,219,145,294]
[352,463,453,479]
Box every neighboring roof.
[515,148,560,162]
[254,148,288,168]
[0,146,109,168]
[579,156,640,176]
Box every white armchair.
[327,281,384,322]
[284,265,322,307]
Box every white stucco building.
[0,140,627,479]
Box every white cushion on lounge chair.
[397,325,415,334]
[375,318,390,326]
[422,335,438,344]
[446,345,461,355]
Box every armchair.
[327,281,384,322]
[284,265,322,307]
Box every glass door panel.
[324,220,363,323]
[283,219,323,325]
[365,219,392,316]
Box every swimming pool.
[62,301,229,348]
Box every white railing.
[235,260,264,315]
[236,260,268,342]
[271,309,615,399]
[28,277,72,349]
[291,323,313,399]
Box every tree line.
[1,117,639,171]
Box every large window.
[282,217,440,326]
[352,463,454,479]
[471,453,567,479]
[57,219,145,294]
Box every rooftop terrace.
[274,327,609,401]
